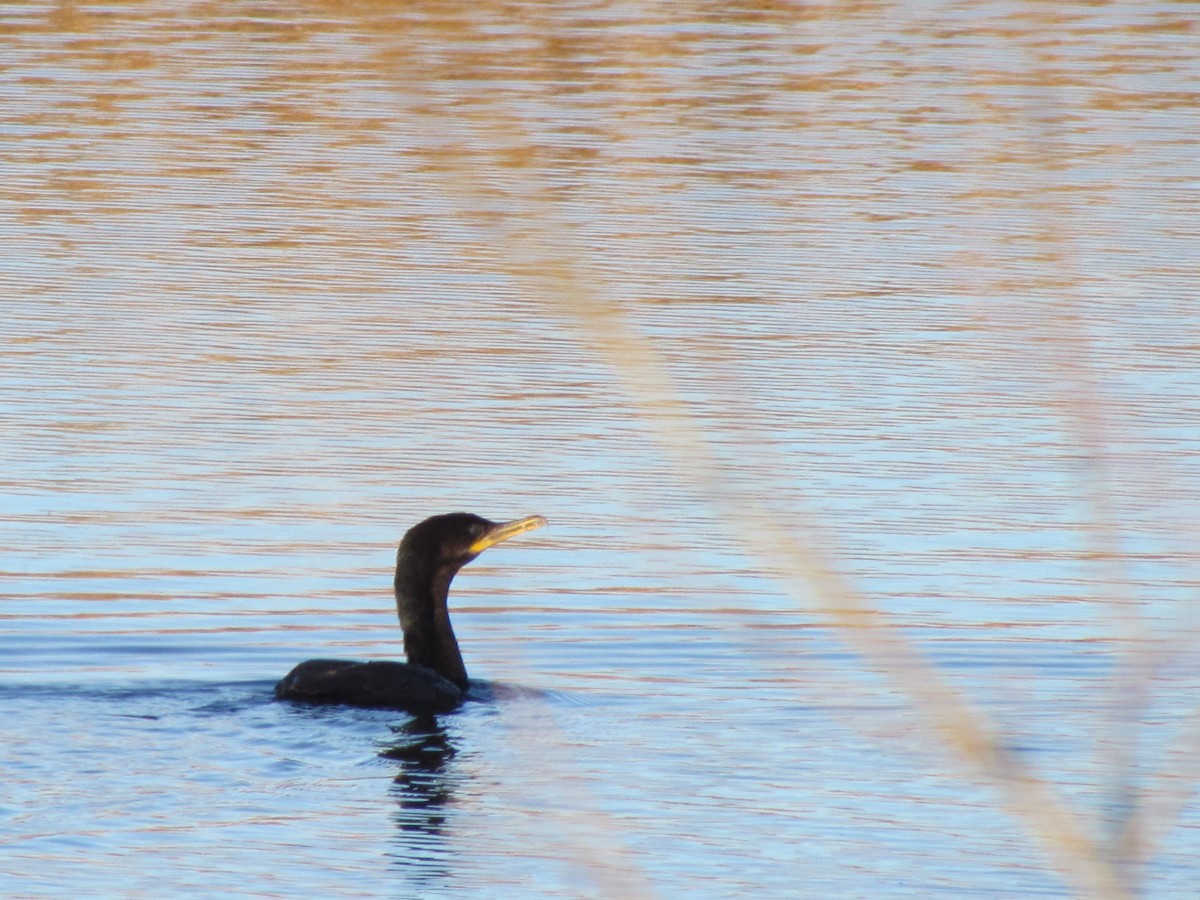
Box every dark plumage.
[275,512,546,713]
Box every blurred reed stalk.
[1016,18,1200,889]
[386,2,1196,897]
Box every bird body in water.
[275,512,546,713]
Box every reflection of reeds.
[374,4,1194,897]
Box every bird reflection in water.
[382,715,460,887]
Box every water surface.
[2,1,1199,897]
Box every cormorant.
[275,512,547,713]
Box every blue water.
[3,1,1200,896]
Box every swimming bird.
[275,512,547,713]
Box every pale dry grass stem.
[374,3,1195,896]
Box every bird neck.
[394,556,469,690]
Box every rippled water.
[2,1,1199,897]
